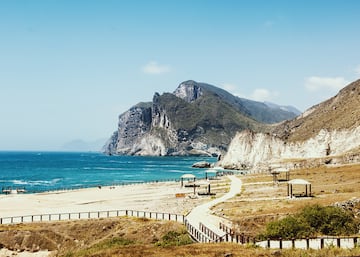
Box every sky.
[1,0,360,151]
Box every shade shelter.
[287,179,312,198]
[180,174,196,187]
[205,169,218,179]
[196,181,214,195]
[271,168,290,184]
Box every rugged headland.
[104,80,299,156]
[218,79,360,170]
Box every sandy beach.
[0,179,226,220]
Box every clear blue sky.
[1,0,360,151]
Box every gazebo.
[271,167,290,184]
[205,169,218,180]
[287,179,312,198]
[180,174,196,187]
[196,181,214,195]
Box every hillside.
[272,79,360,142]
[104,80,299,156]
[219,79,360,170]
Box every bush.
[300,205,358,236]
[261,204,358,240]
[263,215,313,239]
[156,230,193,247]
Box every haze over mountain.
[104,80,299,156]
[219,79,360,170]
[62,139,107,152]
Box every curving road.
[186,175,242,240]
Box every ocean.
[0,151,216,193]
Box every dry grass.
[67,243,360,257]
[0,217,186,256]
[213,164,360,236]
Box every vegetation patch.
[65,237,135,257]
[261,204,359,239]
[155,229,193,247]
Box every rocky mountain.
[103,80,299,156]
[218,79,360,170]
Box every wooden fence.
[0,209,184,225]
[184,219,214,243]
[257,236,359,250]
[218,221,360,249]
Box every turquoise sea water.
[0,152,216,193]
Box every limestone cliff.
[218,79,360,170]
[219,126,360,171]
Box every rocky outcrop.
[173,80,203,102]
[104,80,300,156]
[218,126,360,171]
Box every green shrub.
[300,204,358,236]
[261,204,359,240]
[156,230,193,247]
[263,215,313,239]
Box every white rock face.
[173,81,203,102]
[219,126,360,170]
[131,134,167,156]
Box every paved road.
[186,175,242,239]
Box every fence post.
[168,213,171,220]
[107,211,109,218]
[292,238,295,249]
[306,237,310,250]
[337,237,341,248]
[320,238,324,249]
[279,237,282,249]
[354,237,358,247]
[0,218,2,224]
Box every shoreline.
[0,179,225,220]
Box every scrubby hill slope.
[219,79,360,170]
[272,79,360,142]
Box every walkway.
[185,175,242,241]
